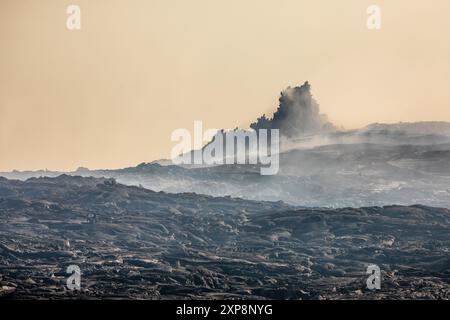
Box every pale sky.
[1,0,450,171]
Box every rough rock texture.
[3,141,450,209]
[0,176,449,299]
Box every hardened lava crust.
[0,176,449,299]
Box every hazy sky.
[1,0,450,171]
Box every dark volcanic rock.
[0,176,449,299]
